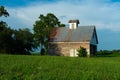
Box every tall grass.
[0,55,120,80]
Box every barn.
[48,20,98,57]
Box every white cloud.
[3,0,120,31]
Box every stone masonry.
[48,42,90,56]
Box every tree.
[0,6,11,53]
[0,6,9,17]
[60,24,65,27]
[0,27,35,54]
[77,46,87,57]
[0,26,14,53]
[0,6,9,31]
[0,6,35,54]
[13,28,35,54]
[33,13,65,54]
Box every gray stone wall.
[48,42,90,56]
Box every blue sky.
[0,0,120,50]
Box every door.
[70,49,78,57]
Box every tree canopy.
[0,6,9,17]
[0,6,9,31]
[12,28,35,54]
[0,6,35,54]
[0,27,35,54]
[0,6,65,55]
[33,13,65,54]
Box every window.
[70,49,78,57]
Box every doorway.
[70,49,78,57]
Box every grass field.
[0,54,120,80]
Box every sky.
[0,0,120,50]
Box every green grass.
[0,55,120,80]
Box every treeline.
[0,27,34,54]
[97,50,120,56]
[0,6,65,55]
[0,6,34,54]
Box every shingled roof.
[49,26,98,43]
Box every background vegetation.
[0,6,35,54]
[97,50,120,57]
[0,6,65,55]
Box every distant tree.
[0,6,12,53]
[0,26,14,53]
[0,27,35,54]
[33,13,65,54]
[0,6,35,54]
[60,24,65,27]
[13,28,35,54]
[77,46,87,57]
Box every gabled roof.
[49,26,98,44]
[68,20,80,24]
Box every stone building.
[48,20,98,57]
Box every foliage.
[0,6,9,31]
[0,26,14,53]
[77,46,87,57]
[0,27,35,54]
[13,28,35,54]
[0,6,9,17]
[0,55,120,80]
[41,48,46,55]
[97,49,120,57]
[0,6,35,54]
[0,6,13,53]
[33,13,65,54]
[59,23,65,27]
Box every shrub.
[77,46,87,57]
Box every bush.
[77,46,87,57]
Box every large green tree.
[33,13,65,54]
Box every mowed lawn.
[0,55,120,80]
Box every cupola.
[68,19,79,29]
